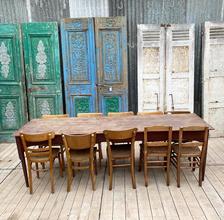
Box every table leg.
[202,130,209,181]
[16,136,29,187]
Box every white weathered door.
[203,22,224,137]
[166,24,195,112]
[137,24,165,112]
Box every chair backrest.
[144,126,172,149]
[166,111,191,114]
[77,113,103,118]
[62,133,96,150]
[178,126,209,151]
[104,128,137,144]
[108,111,134,117]
[42,114,69,119]
[137,111,164,115]
[20,132,55,159]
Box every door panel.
[95,17,128,115]
[61,18,96,116]
[22,22,63,119]
[203,22,224,137]
[166,24,195,112]
[0,24,27,142]
[137,25,165,112]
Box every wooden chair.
[171,126,209,187]
[62,133,97,191]
[77,112,103,118]
[41,114,69,118]
[138,126,172,186]
[20,132,63,194]
[108,111,134,117]
[41,114,69,171]
[77,112,103,167]
[103,128,137,190]
[166,111,191,114]
[137,111,164,115]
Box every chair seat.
[30,148,60,162]
[172,144,201,156]
[111,144,131,159]
[140,143,168,156]
[70,147,97,162]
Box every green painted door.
[22,22,63,119]
[0,24,27,142]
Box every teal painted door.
[61,18,97,117]
[0,24,27,142]
[95,17,128,115]
[22,22,63,119]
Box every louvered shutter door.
[203,22,224,137]
[166,24,195,112]
[137,25,165,112]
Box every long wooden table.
[14,113,213,187]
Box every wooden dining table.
[14,113,213,187]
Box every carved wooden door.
[0,24,27,142]
[203,22,224,137]
[95,17,128,115]
[60,18,97,116]
[166,24,195,112]
[22,22,63,119]
[137,24,165,112]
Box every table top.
[14,113,213,137]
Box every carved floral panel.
[74,96,90,115]
[104,96,120,115]
[0,99,18,130]
[31,37,53,81]
[102,31,121,82]
[69,32,88,81]
[35,97,55,118]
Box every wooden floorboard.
[0,138,224,220]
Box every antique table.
[14,113,213,187]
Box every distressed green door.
[0,24,27,142]
[22,22,63,119]
[95,17,128,115]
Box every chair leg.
[90,160,96,191]
[177,155,181,188]
[131,158,136,189]
[60,145,65,171]
[109,159,113,190]
[138,147,142,172]
[94,153,98,175]
[58,155,63,177]
[35,162,40,178]
[50,160,55,193]
[98,143,103,168]
[28,161,33,194]
[166,161,170,186]
[144,152,148,187]
[192,157,196,171]
[67,161,73,192]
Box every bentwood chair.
[104,128,137,190]
[137,111,164,115]
[108,111,134,117]
[77,113,103,167]
[41,114,69,118]
[62,133,97,191]
[20,132,63,194]
[171,126,209,187]
[42,114,69,170]
[166,111,191,114]
[139,126,172,186]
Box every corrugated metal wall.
[1,0,224,115]
[109,0,224,115]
